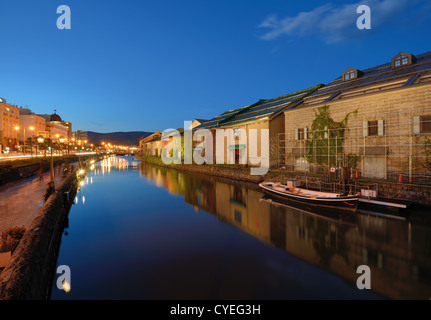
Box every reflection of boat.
[259,182,358,212]
[260,195,358,226]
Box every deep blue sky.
[0,0,430,133]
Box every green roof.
[194,84,322,130]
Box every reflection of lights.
[90,164,95,170]
[80,181,84,186]
[62,279,71,293]
[90,177,93,184]
[75,196,78,204]
[82,196,86,204]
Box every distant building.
[18,114,47,142]
[38,111,69,142]
[139,131,166,157]
[0,98,20,151]
[73,130,88,142]
[62,121,72,139]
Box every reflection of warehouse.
[213,181,271,244]
[279,206,431,300]
[139,162,431,299]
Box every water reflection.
[139,162,431,300]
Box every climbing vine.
[304,105,358,167]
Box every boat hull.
[259,183,358,212]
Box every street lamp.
[14,126,20,151]
[36,136,44,157]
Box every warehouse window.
[368,120,378,136]
[421,115,431,133]
[363,120,385,137]
[391,52,414,69]
[295,128,308,140]
[342,68,360,82]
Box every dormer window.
[342,68,360,82]
[394,55,408,67]
[344,70,355,80]
[391,52,415,69]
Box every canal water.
[50,156,431,300]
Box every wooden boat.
[259,182,358,212]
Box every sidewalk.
[0,167,66,235]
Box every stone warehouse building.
[281,51,431,183]
[194,85,322,167]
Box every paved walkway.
[0,166,66,235]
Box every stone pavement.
[0,167,65,235]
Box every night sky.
[0,0,430,132]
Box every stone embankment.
[137,156,263,183]
[0,156,103,300]
[138,156,431,207]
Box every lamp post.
[14,126,20,152]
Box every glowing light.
[79,169,85,175]
[80,181,84,186]
[62,279,71,293]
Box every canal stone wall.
[138,156,263,183]
[139,156,431,207]
[0,158,97,300]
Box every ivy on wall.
[304,105,358,167]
